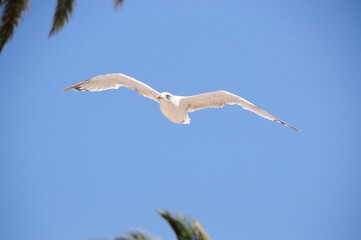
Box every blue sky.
[1,0,361,240]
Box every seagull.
[64,73,298,131]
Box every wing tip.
[63,83,79,91]
[287,124,299,132]
[275,120,299,132]
[63,83,89,92]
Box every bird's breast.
[159,101,188,124]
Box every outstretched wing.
[180,90,298,131]
[64,73,160,102]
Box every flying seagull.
[64,73,298,131]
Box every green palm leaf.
[158,210,210,240]
[49,0,76,37]
[116,231,157,240]
[0,0,30,53]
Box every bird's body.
[64,73,298,131]
[158,93,190,124]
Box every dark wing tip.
[275,120,299,132]
[63,83,88,91]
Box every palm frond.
[0,0,30,53]
[49,0,76,37]
[158,210,210,240]
[192,220,210,240]
[114,0,124,9]
[115,230,158,240]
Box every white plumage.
[64,73,298,131]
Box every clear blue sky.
[1,1,360,240]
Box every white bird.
[64,73,298,131]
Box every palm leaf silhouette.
[0,0,30,52]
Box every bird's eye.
[166,94,171,99]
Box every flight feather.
[64,73,160,102]
[181,90,298,131]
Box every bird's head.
[157,92,173,101]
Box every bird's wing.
[64,73,160,102]
[180,90,298,131]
